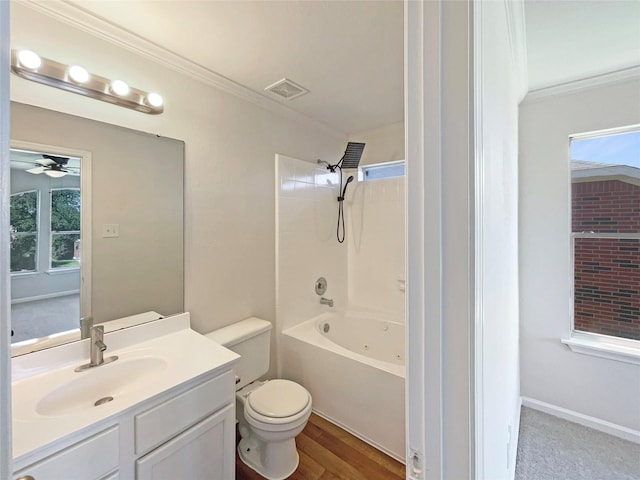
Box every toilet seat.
[248,379,310,418]
[244,380,312,428]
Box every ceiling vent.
[264,78,309,100]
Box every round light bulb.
[68,65,89,83]
[18,50,42,69]
[146,92,163,107]
[110,79,129,96]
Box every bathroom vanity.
[12,313,239,479]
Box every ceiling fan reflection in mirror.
[27,155,78,178]
[10,150,81,178]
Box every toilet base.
[238,436,299,480]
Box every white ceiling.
[64,0,405,135]
[14,1,640,133]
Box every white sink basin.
[36,356,167,417]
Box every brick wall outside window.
[572,179,640,340]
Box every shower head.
[339,142,365,170]
[320,142,366,172]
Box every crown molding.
[523,65,640,103]
[16,0,346,139]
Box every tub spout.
[320,297,334,307]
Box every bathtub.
[281,309,405,462]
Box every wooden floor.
[236,413,405,480]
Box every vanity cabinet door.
[13,427,119,480]
[136,403,235,480]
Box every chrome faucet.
[91,325,107,366]
[320,297,334,307]
[75,325,118,372]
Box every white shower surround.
[275,152,406,461]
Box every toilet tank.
[205,317,272,389]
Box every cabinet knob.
[17,476,35,480]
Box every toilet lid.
[248,380,310,418]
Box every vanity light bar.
[10,49,164,115]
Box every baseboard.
[521,397,640,445]
[311,409,406,464]
[11,290,79,304]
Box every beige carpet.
[11,294,79,343]
[516,407,640,480]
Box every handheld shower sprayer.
[336,175,355,243]
[338,175,355,201]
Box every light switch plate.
[102,224,119,238]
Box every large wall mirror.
[10,102,184,356]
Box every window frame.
[9,189,40,275]
[564,126,640,365]
[48,187,81,272]
[358,159,405,181]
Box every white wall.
[10,2,346,359]
[520,78,640,431]
[475,2,524,479]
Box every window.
[570,128,640,343]
[360,160,405,180]
[50,188,81,270]
[10,190,39,273]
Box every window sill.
[10,271,38,277]
[45,267,80,275]
[562,335,640,366]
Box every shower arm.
[317,158,343,173]
[315,160,349,201]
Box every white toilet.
[206,317,312,480]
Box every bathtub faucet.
[320,297,334,307]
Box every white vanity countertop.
[12,312,239,463]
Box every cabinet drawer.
[136,403,235,480]
[135,370,234,454]
[14,426,119,480]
